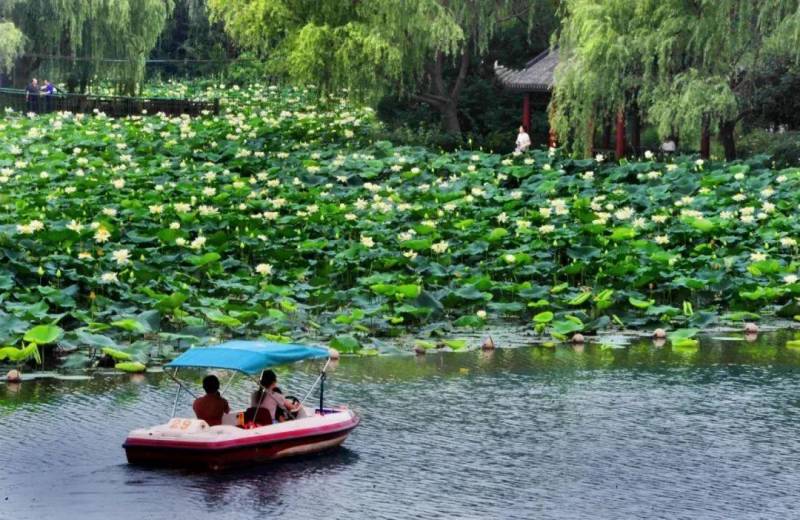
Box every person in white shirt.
[515,125,531,152]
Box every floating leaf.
[115,361,146,373]
[23,324,63,345]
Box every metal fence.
[0,88,219,117]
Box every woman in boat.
[251,369,301,422]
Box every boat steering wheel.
[284,396,301,420]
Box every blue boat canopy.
[165,340,329,374]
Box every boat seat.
[242,407,272,427]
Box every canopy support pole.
[167,367,198,419]
[319,371,326,416]
[170,368,181,418]
[300,358,331,406]
[221,372,237,396]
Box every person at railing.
[25,78,39,113]
[41,80,56,112]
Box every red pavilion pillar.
[522,93,531,131]
[615,109,626,159]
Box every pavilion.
[494,48,559,149]
[496,48,718,159]
[495,47,634,158]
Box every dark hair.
[254,370,277,404]
[202,375,220,394]
[259,370,277,387]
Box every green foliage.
[208,0,462,102]
[554,0,800,157]
[0,21,24,73]
[2,0,173,93]
[738,130,800,168]
[0,83,798,370]
[207,0,543,135]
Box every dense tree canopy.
[553,0,800,159]
[207,0,543,135]
[1,0,173,94]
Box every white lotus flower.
[113,249,130,265]
[112,178,125,189]
[255,263,273,276]
[431,241,449,254]
[360,235,375,248]
[100,272,119,284]
[190,236,206,250]
[94,227,111,243]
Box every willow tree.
[1,0,173,94]
[0,22,24,75]
[554,0,800,160]
[207,0,537,135]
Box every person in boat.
[251,369,301,422]
[193,375,230,426]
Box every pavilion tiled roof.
[494,47,558,93]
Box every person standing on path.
[515,125,531,153]
[25,78,39,113]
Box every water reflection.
[3,330,800,519]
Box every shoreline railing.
[0,88,219,117]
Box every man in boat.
[251,370,301,422]
[193,375,230,426]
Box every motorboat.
[123,340,359,470]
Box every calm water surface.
[3,332,800,519]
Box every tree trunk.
[602,122,611,149]
[413,49,470,136]
[631,110,641,153]
[719,120,736,161]
[700,116,710,159]
[615,109,626,159]
[585,117,595,158]
[441,102,460,135]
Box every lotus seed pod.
[6,369,21,382]
[744,322,759,334]
[653,328,667,339]
[413,345,427,356]
[571,333,585,344]
[481,336,496,350]
[328,348,340,360]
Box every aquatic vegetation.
[1,83,800,369]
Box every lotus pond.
[1,83,800,371]
[3,332,800,519]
